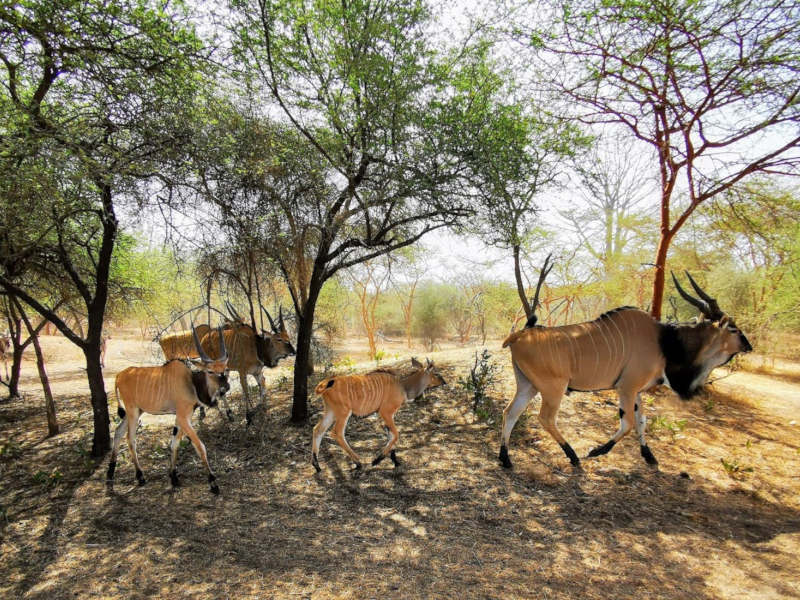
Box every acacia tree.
[0,0,207,455]
[460,58,589,317]
[520,0,800,318]
[348,259,391,360]
[560,136,655,280]
[229,0,502,421]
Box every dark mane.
[597,306,639,320]
[369,367,399,376]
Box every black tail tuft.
[117,406,126,419]
[524,313,538,329]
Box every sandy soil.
[1,331,799,599]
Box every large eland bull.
[200,306,295,424]
[499,272,752,469]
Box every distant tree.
[413,283,450,351]
[560,136,656,285]
[520,0,800,318]
[348,259,391,359]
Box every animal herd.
[103,273,752,495]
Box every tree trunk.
[30,330,58,436]
[7,337,23,399]
[84,343,110,456]
[650,229,674,320]
[513,244,531,317]
[291,310,315,423]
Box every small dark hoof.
[371,454,385,466]
[679,471,691,480]
[641,445,658,465]
[587,440,616,458]
[390,450,400,467]
[210,483,220,495]
[245,411,253,427]
[170,470,180,487]
[499,445,512,469]
[199,406,207,420]
[226,409,234,422]
[106,460,117,481]
[312,454,321,473]
[560,442,581,467]
[136,471,146,486]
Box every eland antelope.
[200,306,295,424]
[499,272,752,469]
[158,323,214,362]
[107,325,230,494]
[311,358,446,472]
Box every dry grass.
[1,335,799,599]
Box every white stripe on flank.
[608,315,626,362]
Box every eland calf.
[499,272,752,469]
[312,358,446,472]
[107,326,230,493]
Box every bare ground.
[1,334,799,599]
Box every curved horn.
[216,326,228,362]
[262,306,277,332]
[192,321,213,363]
[684,271,723,319]
[225,300,244,323]
[278,306,287,332]
[671,272,711,317]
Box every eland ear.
[411,357,423,369]
[718,315,730,328]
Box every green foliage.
[330,355,357,373]
[458,349,501,420]
[0,440,23,460]
[647,415,687,439]
[413,283,451,349]
[720,457,754,477]
[32,469,62,487]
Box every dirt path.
[2,337,799,599]
[713,369,800,423]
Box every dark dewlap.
[191,370,216,407]
[658,323,705,400]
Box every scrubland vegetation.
[1,0,799,597]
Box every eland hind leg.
[499,363,537,469]
[124,407,146,485]
[372,408,400,467]
[311,403,335,472]
[537,384,581,467]
[106,414,129,482]
[331,411,363,470]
